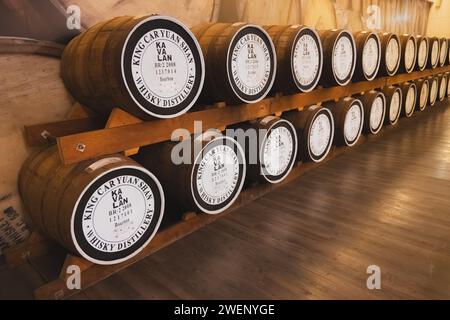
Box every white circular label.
[370,97,384,131]
[309,113,332,157]
[404,39,415,71]
[230,33,272,97]
[362,37,379,77]
[431,80,438,102]
[81,175,155,253]
[390,91,401,122]
[440,77,447,100]
[386,38,400,73]
[420,82,429,109]
[405,87,415,114]
[196,144,240,206]
[418,40,427,68]
[431,41,439,66]
[293,34,320,87]
[344,104,362,143]
[333,36,354,81]
[130,29,197,108]
[262,126,294,177]
[440,40,448,65]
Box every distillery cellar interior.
[1,0,450,303]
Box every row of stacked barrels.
[19,15,450,265]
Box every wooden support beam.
[56,66,450,165]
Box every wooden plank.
[57,66,450,165]
[3,232,55,267]
[24,117,103,147]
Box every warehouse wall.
[427,0,450,37]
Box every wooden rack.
[5,65,450,300]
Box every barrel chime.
[382,86,402,126]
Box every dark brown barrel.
[415,79,430,112]
[318,29,356,87]
[352,31,381,82]
[428,37,440,69]
[135,132,246,215]
[439,38,448,67]
[231,117,298,184]
[438,73,448,102]
[191,22,276,105]
[428,76,439,106]
[61,15,205,119]
[415,36,429,71]
[382,85,402,126]
[264,25,323,93]
[399,34,417,74]
[378,32,401,76]
[324,97,364,147]
[358,90,386,134]
[399,82,417,118]
[18,147,165,265]
[284,105,335,163]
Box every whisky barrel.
[428,37,440,69]
[264,25,323,93]
[324,97,364,147]
[415,79,429,112]
[400,82,417,118]
[318,29,356,87]
[358,91,386,135]
[382,86,402,126]
[438,74,448,102]
[61,15,205,119]
[428,76,438,106]
[415,36,429,71]
[378,32,401,77]
[352,31,381,82]
[18,147,165,265]
[284,105,334,163]
[135,132,246,215]
[439,38,448,67]
[192,22,276,104]
[399,34,417,74]
[448,39,450,65]
[232,117,298,184]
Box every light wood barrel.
[191,22,276,105]
[438,74,448,102]
[415,79,429,112]
[399,82,417,118]
[439,38,448,67]
[318,29,356,87]
[381,86,402,126]
[352,31,381,82]
[428,37,440,69]
[61,15,205,119]
[231,117,298,184]
[399,34,417,74]
[378,32,401,77]
[415,36,429,71]
[18,147,165,265]
[324,97,364,147]
[428,76,439,106]
[135,132,246,215]
[264,25,323,93]
[358,90,386,134]
[284,105,335,163]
